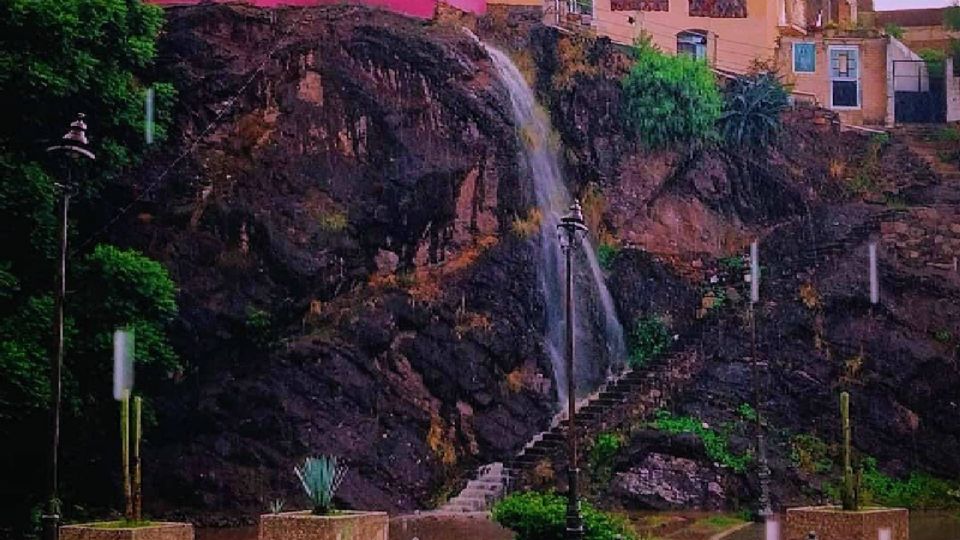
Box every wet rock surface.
[108,4,559,524]
[611,452,727,510]
[86,6,960,524]
[491,23,960,512]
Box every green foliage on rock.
[651,410,752,473]
[492,491,637,540]
[245,306,273,348]
[628,316,670,368]
[789,433,833,474]
[720,72,789,148]
[825,457,960,509]
[589,432,623,485]
[858,457,960,509]
[737,403,758,422]
[621,36,722,149]
[597,243,619,271]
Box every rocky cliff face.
[506,26,960,511]
[103,4,960,522]
[112,4,560,523]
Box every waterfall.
[483,43,626,404]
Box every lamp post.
[557,200,587,540]
[749,240,772,519]
[42,113,95,540]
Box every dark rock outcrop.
[106,4,560,524]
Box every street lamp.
[557,200,588,540]
[42,113,95,540]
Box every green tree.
[621,36,722,148]
[0,0,175,288]
[0,1,176,533]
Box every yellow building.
[547,0,783,74]
[546,0,950,126]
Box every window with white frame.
[793,42,816,73]
[829,46,860,108]
[677,31,708,61]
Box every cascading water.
[483,43,626,404]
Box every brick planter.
[784,506,909,540]
[259,511,388,540]
[60,522,194,540]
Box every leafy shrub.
[245,306,272,348]
[590,432,624,467]
[295,456,348,515]
[884,23,905,40]
[718,256,744,272]
[492,491,637,540]
[621,36,722,148]
[737,403,758,422]
[597,243,620,270]
[720,72,789,148]
[946,6,960,31]
[651,410,752,472]
[628,317,670,368]
[933,329,954,343]
[790,434,833,474]
[919,49,947,78]
[854,457,960,509]
[935,126,960,143]
[589,432,624,484]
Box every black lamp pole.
[558,200,587,540]
[42,113,95,540]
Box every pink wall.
[147,0,485,18]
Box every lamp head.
[46,113,96,161]
[557,200,589,249]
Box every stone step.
[521,445,552,457]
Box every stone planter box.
[784,506,909,540]
[60,522,194,540]
[259,511,388,540]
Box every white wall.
[946,59,960,122]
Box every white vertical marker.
[869,241,879,305]
[878,528,892,540]
[765,517,781,540]
[145,87,155,145]
[113,329,135,401]
[751,240,760,304]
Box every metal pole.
[42,113,95,540]
[563,231,584,539]
[751,241,772,518]
[43,182,70,540]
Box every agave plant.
[294,456,347,515]
[268,498,285,514]
[720,72,789,148]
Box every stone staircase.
[508,350,701,474]
[438,462,512,513]
[438,347,703,513]
[895,124,960,183]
